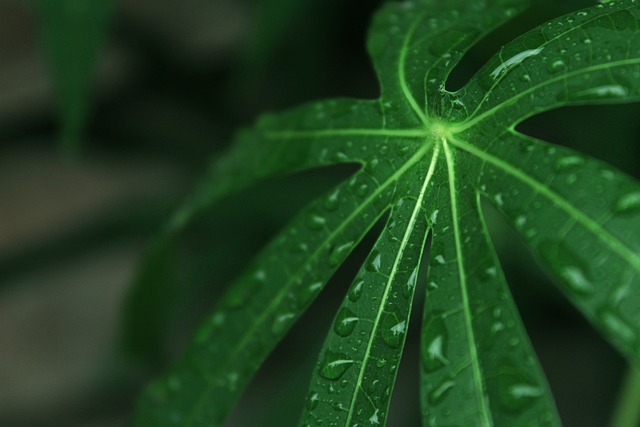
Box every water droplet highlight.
[324,188,340,211]
[381,314,405,348]
[367,250,382,272]
[348,279,364,302]
[554,156,584,172]
[614,192,640,214]
[328,241,354,266]
[428,379,455,405]
[421,312,449,372]
[334,307,359,337]
[271,312,295,334]
[306,391,319,410]
[490,48,543,80]
[319,351,354,380]
[307,213,326,230]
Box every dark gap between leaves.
[224,201,391,426]
[158,162,361,363]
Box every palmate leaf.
[133,0,640,426]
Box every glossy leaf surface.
[133,0,640,425]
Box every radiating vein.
[265,128,429,139]
[344,143,439,425]
[442,139,493,426]
[448,132,640,271]
[398,11,430,126]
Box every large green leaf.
[133,0,640,425]
[36,0,114,154]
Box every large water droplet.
[319,351,354,380]
[402,267,418,299]
[334,307,359,337]
[328,241,354,266]
[421,312,449,372]
[381,314,405,348]
[613,191,640,214]
[366,250,382,272]
[324,188,340,211]
[490,48,544,80]
[306,391,319,410]
[348,278,364,302]
[428,379,455,405]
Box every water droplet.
[302,281,323,305]
[498,368,542,413]
[402,267,418,299]
[381,314,405,348]
[428,379,455,405]
[572,85,628,100]
[434,255,445,265]
[598,307,636,343]
[356,183,369,197]
[367,250,382,272]
[319,351,354,380]
[376,358,387,368]
[539,241,595,296]
[379,145,389,155]
[271,312,295,334]
[613,192,640,214]
[520,73,531,82]
[334,307,359,337]
[494,193,504,207]
[490,48,544,80]
[430,209,439,224]
[560,266,595,295]
[554,156,584,172]
[324,188,340,211]
[369,408,380,425]
[328,241,354,266]
[421,312,449,372]
[349,279,364,302]
[306,391,319,410]
[547,59,566,74]
[307,213,326,230]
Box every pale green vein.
[443,138,493,426]
[265,128,429,139]
[452,58,640,133]
[448,132,640,272]
[184,141,436,426]
[398,11,430,126]
[344,143,439,426]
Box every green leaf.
[36,0,114,154]
[133,0,640,425]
